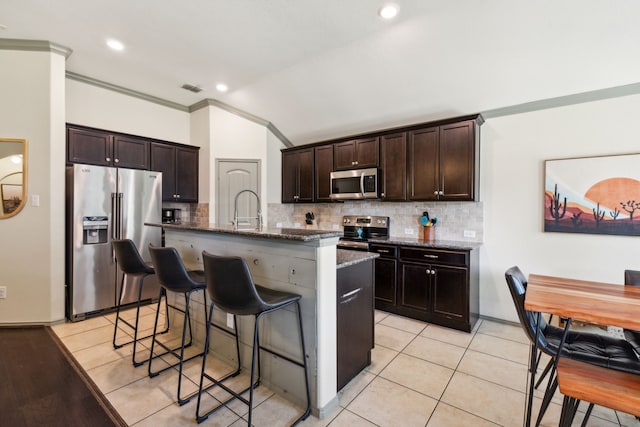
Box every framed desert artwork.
[544,153,640,236]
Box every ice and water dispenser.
[82,216,109,244]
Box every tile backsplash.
[268,201,483,242]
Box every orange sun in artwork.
[584,177,640,210]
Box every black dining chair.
[196,251,311,426]
[505,266,640,427]
[112,239,169,367]
[148,245,208,405]
[623,270,640,354]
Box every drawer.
[369,244,397,258]
[399,247,468,266]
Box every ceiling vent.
[181,83,203,93]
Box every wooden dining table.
[525,274,640,331]
[524,273,640,426]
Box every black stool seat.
[112,239,168,367]
[196,252,311,426]
[148,245,207,406]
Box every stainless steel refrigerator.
[65,163,162,321]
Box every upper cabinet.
[67,125,149,170]
[333,137,379,170]
[380,132,407,201]
[282,148,314,203]
[408,119,479,201]
[150,143,199,203]
[314,145,333,202]
[280,114,482,204]
[67,124,199,204]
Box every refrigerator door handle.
[117,192,124,239]
[111,192,118,240]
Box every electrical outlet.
[276,222,283,228]
[404,228,415,235]
[226,313,234,329]
[293,222,301,228]
[0,286,6,299]
[464,230,476,238]
[332,224,340,230]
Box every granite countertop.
[149,221,342,242]
[336,249,379,269]
[368,236,482,250]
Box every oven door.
[337,239,370,251]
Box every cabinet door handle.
[378,249,390,253]
[114,158,120,163]
[341,288,362,299]
[106,157,111,162]
[431,269,437,275]
[423,254,438,259]
[433,190,439,195]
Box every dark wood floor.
[0,326,127,427]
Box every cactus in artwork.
[592,202,605,227]
[620,200,640,221]
[549,184,567,223]
[571,211,583,227]
[610,207,620,220]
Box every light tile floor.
[51,308,640,427]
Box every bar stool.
[196,251,311,426]
[112,239,169,367]
[148,245,208,405]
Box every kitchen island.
[153,222,376,418]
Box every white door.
[217,159,260,226]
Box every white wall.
[266,129,285,204]
[480,93,640,322]
[206,105,271,223]
[66,79,190,144]
[0,49,66,323]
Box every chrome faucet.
[233,189,263,230]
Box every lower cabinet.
[337,259,374,391]
[373,243,479,332]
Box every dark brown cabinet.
[380,132,407,201]
[369,244,398,309]
[150,143,199,203]
[314,145,333,202]
[67,126,149,169]
[337,259,374,391]
[333,137,379,170]
[408,120,478,201]
[372,243,478,332]
[280,114,481,204]
[282,148,314,203]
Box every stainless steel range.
[337,215,389,251]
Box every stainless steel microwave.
[330,168,379,200]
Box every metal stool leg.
[196,305,244,424]
[113,273,170,367]
[148,288,206,405]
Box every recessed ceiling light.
[378,4,399,19]
[216,83,228,93]
[106,38,125,51]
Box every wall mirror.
[0,138,27,219]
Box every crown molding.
[482,82,640,119]
[66,71,189,112]
[0,38,72,58]
[190,98,293,147]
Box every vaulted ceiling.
[2,0,640,144]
